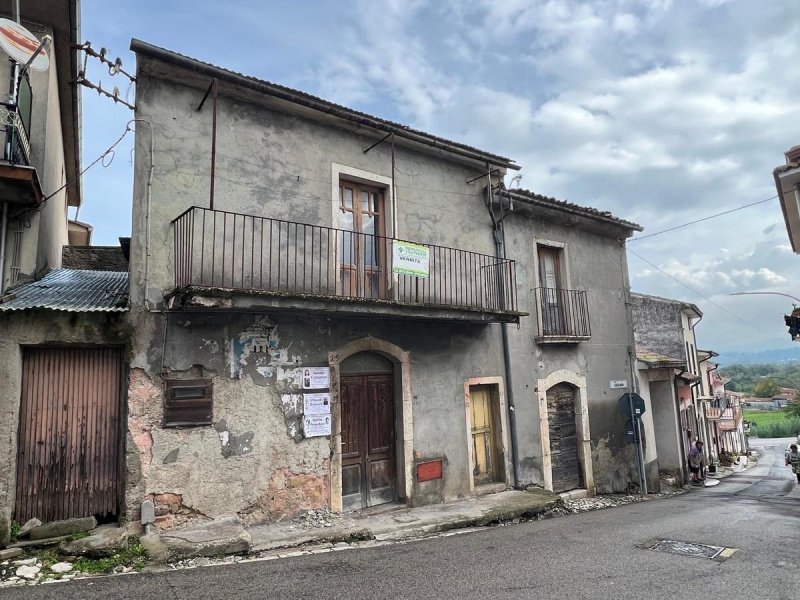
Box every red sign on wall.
[416,460,443,482]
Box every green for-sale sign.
[393,241,429,278]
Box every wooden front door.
[547,384,582,493]
[341,374,396,510]
[471,385,498,485]
[338,181,388,300]
[15,347,125,523]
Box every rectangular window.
[537,245,565,335]
[163,379,213,427]
[338,180,387,300]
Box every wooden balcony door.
[538,245,565,335]
[338,181,388,300]
[341,374,396,510]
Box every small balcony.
[533,287,591,343]
[718,408,742,432]
[704,405,723,420]
[0,100,41,208]
[170,207,524,323]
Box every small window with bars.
[163,379,213,427]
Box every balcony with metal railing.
[533,287,591,343]
[0,96,42,208]
[170,206,524,322]
[0,103,31,166]
[718,408,743,432]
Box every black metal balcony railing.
[172,206,518,314]
[0,103,30,165]
[533,287,591,338]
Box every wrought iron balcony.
[171,206,522,322]
[705,405,723,420]
[533,287,591,342]
[0,103,30,166]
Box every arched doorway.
[546,383,583,493]
[339,352,396,510]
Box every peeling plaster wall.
[127,309,506,526]
[129,67,501,309]
[126,65,514,524]
[505,213,640,493]
[0,311,130,531]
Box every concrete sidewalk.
[142,488,558,561]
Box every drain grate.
[649,540,725,559]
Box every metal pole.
[209,79,217,211]
[488,171,520,488]
[627,352,647,494]
[0,202,8,295]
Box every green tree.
[752,379,779,398]
[787,402,800,418]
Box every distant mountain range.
[717,347,800,366]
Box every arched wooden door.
[547,383,582,493]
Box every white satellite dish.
[0,18,49,71]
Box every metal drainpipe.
[487,178,520,488]
[0,202,7,295]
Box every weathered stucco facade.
[126,40,523,527]
[502,192,642,494]
[120,39,648,528]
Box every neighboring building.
[496,189,642,495]
[114,38,644,530]
[773,145,800,339]
[775,145,800,254]
[697,351,746,458]
[0,1,118,543]
[0,1,82,292]
[631,293,708,485]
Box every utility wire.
[629,194,778,242]
[626,246,785,340]
[43,125,133,202]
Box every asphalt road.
[6,438,799,600]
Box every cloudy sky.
[77,0,800,356]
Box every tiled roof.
[0,269,129,312]
[636,345,685,368]
[130,39,519,171]
[504,188,642,231]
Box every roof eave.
[504,190,642,234]
[129,38,520,172]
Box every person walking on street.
[787,443,800,485]
[688,440,706,485]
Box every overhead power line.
[629,194,778,242]
[626,247,784,340]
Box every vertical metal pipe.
[0,202,8,294]
[209,79,217,211]
[487,173,520,488]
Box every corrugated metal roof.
[0,269,129,312]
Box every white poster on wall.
[303,414,332,437]
[302,367,330,390]
[304,393,331,415]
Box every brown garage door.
[547,383,582,493]
[15,347,125,523]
